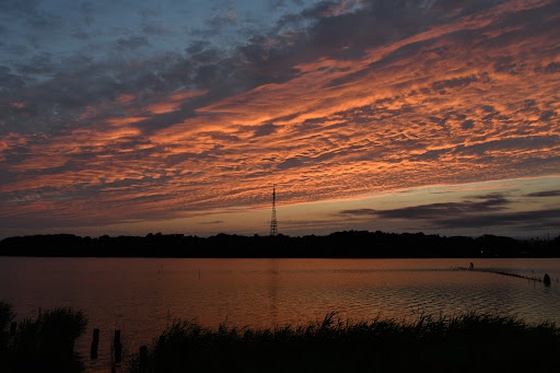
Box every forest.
[1,231,559,258]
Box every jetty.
[455,265,551,285]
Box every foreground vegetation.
[128,312,560,373]
[2,300,560,372]
[0,301,87,373]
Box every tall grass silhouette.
[0,301,87,373]
[128,312,560,372]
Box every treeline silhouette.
[1,231,559,258]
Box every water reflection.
[267,259,279,324]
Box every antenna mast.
[270,185,278,236]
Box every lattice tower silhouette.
[270,185,278,236]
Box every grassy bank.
[128,312,560,373]
[2,301,559,372]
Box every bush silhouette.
[3,305,87,373]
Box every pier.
[455,266,552,285]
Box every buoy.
[543,273,551,286]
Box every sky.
[1,0,559,239]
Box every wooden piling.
[114,329,122,364]
[139,345,148,373]
[90,328,100,359]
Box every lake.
[1,257,559,372]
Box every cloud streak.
[338,191,560,233]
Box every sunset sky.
[1,0,559,239]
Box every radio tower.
[270,185,278,236]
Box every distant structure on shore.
[270,185,278,236]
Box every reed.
[128,312,560,373]
[0,303,87,373]
[0,301,15,353]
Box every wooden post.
[90,328,100,359]
[10,321,16,336]
[139,345,148,373]
[114,330,122,364]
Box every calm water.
[1,257,560,372]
